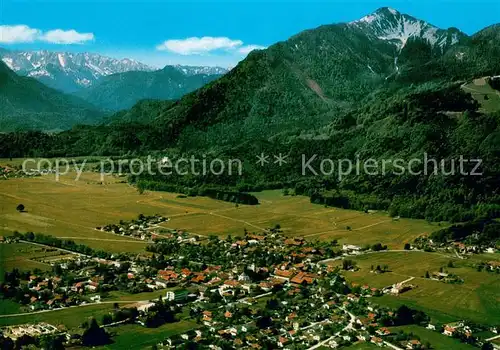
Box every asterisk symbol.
[274,153,288,166]
[256,153,269,167]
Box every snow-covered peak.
[356,7,400,24]
[0,49,155,92]
[351,7,463,50]
[57,53,66,68]
[1,57,15,70]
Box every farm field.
[0,243,58,279]
[101,321,198,350]
[330,252,500,325]
[0,304,116,329]
[0,299,21,316]
[162,190,438,249]
[0,173,439,252]
[342,343,380,349]
[337,343,380,350]
[0,289,172,326]
[390,325,476,350]
[0,172,172,253]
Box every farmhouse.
[406,340,421,349]
[376,327,391,336]
[342,244,362,253]
[290,272,316,285]
[443,325,457,336]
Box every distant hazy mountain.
[173,65,228,76]
[0,49,154,93]
[75,65,226,111]
[0,61,103,131]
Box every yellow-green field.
[342,343,380,350]
[101,321,198,350]
[0,173,438,252]
[163,190,438,249]
[390,325,476,350]
[0,172,176,253]
[329,251,500,324]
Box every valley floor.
[0,169,498,349]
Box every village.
[1,216,498,350]
[97,214,169,241]
[412,231,499,258]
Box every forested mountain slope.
[0,61,103,132]
[76,66,225,111]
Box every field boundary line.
[208,212,267,232]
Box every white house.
[89,295,101,302]
[342,244,362,252]
[155,281,167,288]
[166,291,176,301]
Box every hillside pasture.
[390,325,476,350]
[462,78,500,113]
[330,251,500,325]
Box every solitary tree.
[16,204,25,212]
[82,318,111,346]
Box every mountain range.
[3,7,495,136]
[0,49,230,128]
[131,7,498,147]
[0,49,154,93]
[1,7,500,155]
[349,7,466,50]
[75,65,227,111]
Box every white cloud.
[41,29,94,44]
[0,25,40,43]
[238,45,266,55]
[0,24,94,44]
[156,36,253,55]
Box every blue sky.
[1,0,499,67]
